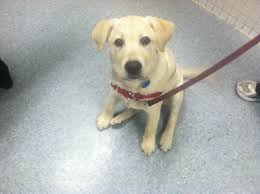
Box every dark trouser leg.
[0,58,13,89]
[256,82,260,95]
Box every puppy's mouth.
[112,69,144,81]
[124,74,142,80]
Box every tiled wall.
[192,0,260,38]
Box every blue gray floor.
[0,0,259,193]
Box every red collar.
[111,83,162,101]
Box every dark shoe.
[0,58,13,89]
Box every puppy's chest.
[122,96,148,110]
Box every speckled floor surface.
[0,0,259,193]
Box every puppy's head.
[92,16,175,81]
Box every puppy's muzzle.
[125,60,142,79]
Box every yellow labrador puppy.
[92,16,183,156]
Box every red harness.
[111,83,162,101]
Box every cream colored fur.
[92,16,184,156]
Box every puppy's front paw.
[97,113,112,131]
[141,137,155,156]
[159,133,173,152]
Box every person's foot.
[236,80,260,102]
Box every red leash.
[148,34,260,106]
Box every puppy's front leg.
[97,91,118,130]
[160,91,183,152]
[141,103,162,156]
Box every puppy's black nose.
[125,60,142,75]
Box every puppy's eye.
[140,36,151,46]
[114,38,124,47]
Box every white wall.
[193,0,260,38]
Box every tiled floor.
[0,0,259,193]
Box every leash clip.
[127,92,149,107]
[127,92,137,101]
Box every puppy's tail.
[182,67,204,78]
[182,67,215,83]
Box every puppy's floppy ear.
[145,17,175,52]
[91,19,116,51]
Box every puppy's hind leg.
[160,91,183,152]
[97,91,118,130]
[110,108,138,126]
